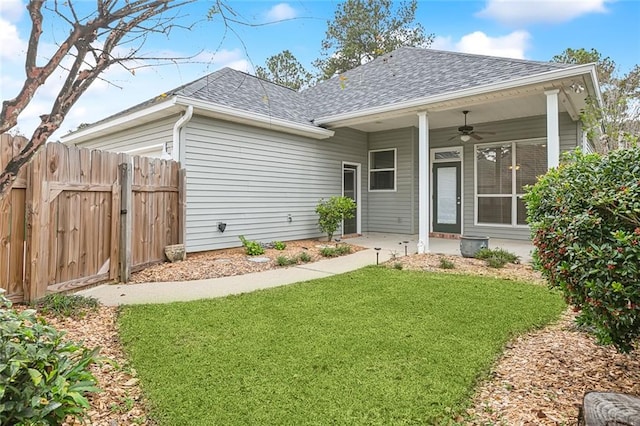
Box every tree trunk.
[580,392,640,426]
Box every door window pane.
[437,167,457,224]
[516,197,528,225]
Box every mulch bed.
[27,248,637,425]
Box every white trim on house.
[342,161,362,235]
[417,111,429,253]
[473,137,547,228]
[431,146,464,236]
[314,64,598,127]
[368,148,397,192]
[62,95,335,145]
[62,98,181,144]
[176,96,335,140]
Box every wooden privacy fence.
[0,134,185,303]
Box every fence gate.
[0,135,184,302]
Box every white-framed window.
[369,148,396,191]
[475,138,547,226]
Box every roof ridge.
[399,46,570,68]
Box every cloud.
[0,0,25,22]
[265,3,296,22]
[477,0,610,25]
[432,30,530,59]
[0,18,26,61]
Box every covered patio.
[346,232,536,263]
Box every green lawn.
[118,266,564,425]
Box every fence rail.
[0,134,185,302]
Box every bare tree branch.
[0,0,197,197]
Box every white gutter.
[172,105,193,162]
[175,96,335,140]
[314,63,599,126]
[61,97,179,144]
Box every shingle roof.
[302,47,572,118]
[73,47,575,132]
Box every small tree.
[255,50,314,90]
[524,147,640,352]
[315,196,356,241]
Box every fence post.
[119,162,132,283]
[25,147,49,302]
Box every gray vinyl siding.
[427,113,579,240]
[69,116,177,156]
[183,116,367,252]
[367,128,416,234]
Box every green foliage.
[475,248,520,268]
[315,196,357,242]
[275,255,296,266]
[239,235,265,256]
[255,50,314,90]
[320,244,352,258]
[393,262,403,270]
[320,246,338,257]
[314,0,433,79]
[551,48,639,153]
[32,293,99,318]
[0,293,101,425]
[272,241,287,250]
[524,148,640,352]
[298,252,312,263]
[119,268,564,424]
[439,258,455,269]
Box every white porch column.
[545,89,560,168]
[417,111,429,253]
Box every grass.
[32,293,99,318]
[119,267,564,425]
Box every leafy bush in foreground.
[0,293,101,424]
[524,148,640,352]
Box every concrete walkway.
[78,234,535,306]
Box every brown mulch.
[129,239,364,283]
[28,249,637,425]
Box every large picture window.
[475,139,547,226]
[369,149,396,191]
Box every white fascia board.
[174,96,335,140]
[60,97,180,144]
[314,64,598,126]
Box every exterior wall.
[183,116,367,252]
[428,113,579,240]
[67,116,177,157]
[367,127,416,234]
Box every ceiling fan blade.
[447,134,460,141]
[470,133,483,140]
[477,131,496,135]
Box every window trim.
[474,137,546,227]
[368,148,397,192]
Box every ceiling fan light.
[460,134,471,142]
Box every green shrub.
[273,241,287,250]
[393,262,403,270]
[315,196,356,241]
[524,147,640,352]
[320,247,338,257]
[239,235,265,256]
[32,293,99,318]
[335,245,352,255]
[439,258,455,269]
[298,252,312,263]
[276,255,297,266]
[475,248,519,269]
[0,293,101,425]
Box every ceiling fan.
[448,110,495,142]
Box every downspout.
[172,105,193,162]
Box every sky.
[0,0,639,140]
